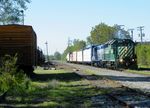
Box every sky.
[25,0,150,55]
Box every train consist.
[0,25,45,74]
[66,38,137,69]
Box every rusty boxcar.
[0,25,37,74]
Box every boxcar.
[82,46,95,64]
[76,50,83,63]
[0,25,37,74]
[72,51,77,62]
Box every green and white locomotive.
[93,38,137,69]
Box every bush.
[136,44,150,67]
[0,54,30,100]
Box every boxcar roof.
[0,24,34,33]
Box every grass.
[34,67,67,74]
[137,64,150,69]
[83,69,96,75]
[125,69,150,76]
[0,68,110,108]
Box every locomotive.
[66,38,137,69]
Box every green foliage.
[0,55,30,97]
[62,39,86,60]
[48,55,55,60]
[0,0,30,24]
[48,52,61,60]
[89,23,116,44]
[87,23,131,45]
[136,44,150,67]
[72,39,86,51]
[54,51,61,60]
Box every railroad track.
[55,61,150,108]
[74,70,150,108]
[79,72,150,108]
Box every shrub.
[136,44,150,67]
[0,54,30,101]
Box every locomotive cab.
[115,39,137,68]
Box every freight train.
[0,24,45,74]
[66,38,137,69]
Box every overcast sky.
[25,0,150,55]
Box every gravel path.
[62,62,150,94]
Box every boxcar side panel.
[83,48,92,62]
[72,51,77,62]
[0,25,37,67]
[77,50,83,62]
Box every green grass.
[83,69,96,75]
[34,67,68,74]
[0,68,110,108]
[138,65,150,69]
[125,69,150,76]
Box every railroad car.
[0,24,37,74]
[76,50,83,63]
[67,45,96,64]
[66,38,137,69]
[37,48,45,66]
[72,51,77,62]
[82,46,92,64]
[66,53,73,62]
[95,39,137,68]
[82,45,96,65]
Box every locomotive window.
[118,41,133,46]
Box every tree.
[0,0,30,24]
[54,51,61,60]
[62,39,86,60]
[88,23,131,45]
[86,36,93,45]
[73,39,86,51]
[49,55,55,60]
[89,23,116,44]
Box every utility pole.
[67,37,72,61]
[128,29,134,40]
[20,10,24,25]
[137,26,144,43]
[68,37,72,48]
[45,41,49,62]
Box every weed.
[47,79,60,89]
